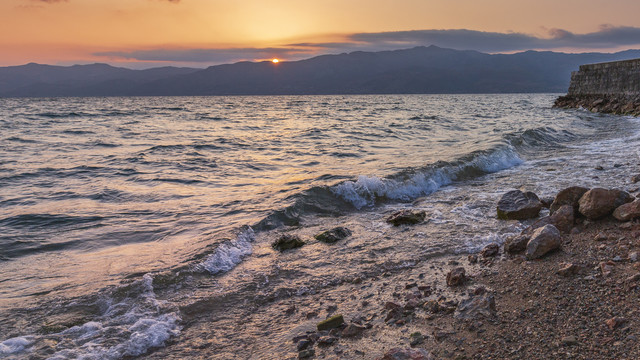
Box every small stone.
[468,254,478,264]
[632,174,640,183]
[481,243,500,258]
[409,332,425,347]
[271,234,305,251]
[314,227,352,243]
[297,339,312,351]
[317,314,345,331]
[560,335,578,346]
[386,210,426,226]
[600,261,615,276]
[379,348,434,360]
[630,252,638,262]
[317,336,337,346]
[605,317,626,330]
[341,324,365,338]
[612,256,622,262]
[594,232,608,241]
[594,165,604,170]
[505,235,529,254]
[446,267,466,286]
[557,263,583,277]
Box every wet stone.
[317,314,344,331]
[386,209,426,226]
[496,190,543,220]
[314,227,352,243]
[271,234,305,251]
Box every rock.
[378,348,434,360]
[550,186,589,214]
[271,234,305,251]
[504,235,529,254]
[594,232,608,241]
[578,188,634,219]
[297,339,312,351]
[480,243,500,258]
[630,252,638,262]
[557,263,584,277]
[455,293,496,320]
[613,199,640,221]
[298,349,315,359]
[314,227,352,243]
[600,261,615,276]
[317,314,344,331]
[626,273,640,282]
[540,196,555,209]
[468,254,478,263]
[317,336,337,346]
[496,190,543,220]
[560,335,578,346]
[632,174,640,183]
[594,165,604,170]
[525,224,562,260]
[446,267,466,286]
[386,210,426,226]
[409,332,425,347]
[522,204,575,235]
[341,324,365,338]
[605,317,626,330]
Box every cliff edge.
[554,58,640,116]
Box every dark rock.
[409,332,425,347]
[496,190,543,220]
[613,199,640,221]
[314,227,352,243]
[540,196,555,209]
[317,314,344,331]
[504,235,529,254]
[560,336,578,346]
[578,188,634,219]
[317,336,337,346]
[480,243,500,258]
[386,210,426,226]
[341,324,366,338]
[550,186,589,214]
[525,224,562,260]
[297,339,312,351]
[378,347,434,360]
[455,293,497,320]
[594,165,604,171]
[299,349,315,359]
[446,267,466,286]
[271,234,305,251]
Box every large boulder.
[613,199,640,221]
[522,204,575,235]
[550,186,589,214]
[578,188,634,219]
[496,190,543,220]
[526,224,562,260]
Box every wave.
[199,227,255,274]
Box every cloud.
[30,0,67,3]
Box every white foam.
[0,336,34,355]
[200,227,255,274]
[333,147,522,209]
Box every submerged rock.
[446,267,466,286]
[613,199,640,221]
[550,186,588,214]
[526,224,562,260]
[386,210,426,226]
[578,188,633,219]
[314,227,352,243]
[496,190,543,220]
[317,314,344,331]
[271,234,305,251]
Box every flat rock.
[550,186,588,214]
[317,314,344,331]
[497,190,543,220]
[578,188,634,219]
[377,348,435,360]
[271,234,305,251]
[526,224,562,260]
[446,267,466,286]
[386,210,426,226]
[454,293,496,320]
[314,226,352,243]
[613,199,640,221]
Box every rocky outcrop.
[554,59,640,116]
[496,190,543,220]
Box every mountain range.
[1,46,640,97]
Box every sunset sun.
[272,58,279,63]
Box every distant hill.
[1,46,640,97]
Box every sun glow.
[272,58,279,63]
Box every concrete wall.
[568,59,640,95]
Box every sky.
[2,0,640,68]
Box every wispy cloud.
[30,0,67,3]
[94,26,640,67]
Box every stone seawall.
[554,58,640,116]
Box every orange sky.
[2,0,640,68]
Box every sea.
[1,94,639,359]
